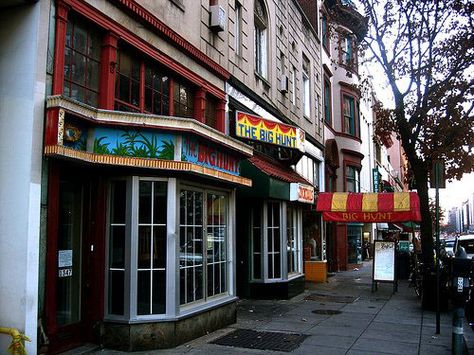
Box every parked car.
[453,234,474,258]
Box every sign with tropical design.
[91,128,175,159]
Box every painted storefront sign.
[236,112,305,151]
[182,136,240,176]
[290,183,314,204]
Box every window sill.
[255,72,271,88]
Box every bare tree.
[359,0,474,265]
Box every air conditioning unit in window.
[279,74,289,93]
[210,5,226,32]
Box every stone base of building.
[249,275,305,299]
[101,302,236,351]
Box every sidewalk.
[92,261,474,354]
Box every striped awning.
[316,192,421,222]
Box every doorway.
[45,167,105,352]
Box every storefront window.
[251,203,263,280]
[179,189,228,305]
[347,224,362,264]
[267,202,281,279]
[287,205,299,274]
[174,82,194,118]
[107,178,167,317]
[137,181,167,315]
[108,180,127,316]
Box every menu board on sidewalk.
[373,241,396,282]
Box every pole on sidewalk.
[452,306,464,354]
[435,164,440,334]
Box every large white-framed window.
[254,0,268,79]
[250,201,303,282]
[179,187,228,306]
[296,156,321,190]
[106,177,168,320]
[287,205,300,275]
[137,180,167,315]
[267,201,281,279]
[302,56,311,118]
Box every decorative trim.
[341,148,365,161]
[46,95,253,157]
[57,109,65,145]
[45,145,252,187]
[108,0,230,80]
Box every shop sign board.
[290,183,314,204]
[373,240,395,282]
[182,136,240,176]
[236,111,305,151]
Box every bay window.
[346,166,360,192]
[179,188,228,305]
[343,94,357,136]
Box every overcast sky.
[430,173,474,211]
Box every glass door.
[56,180,83,326]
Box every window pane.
[153,182,167,224]
[109,270,124,315]
[73,25,87,54]
[138,226,151,269]
[153,226,166,269]
[139,181,152,224]
[110,226,125,268]
[111,181,126,224]
[137,270,150,315]
[152,270,166,314]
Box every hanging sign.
[290,183,314,204]
[236,112,305,151]
[316,192,422,222]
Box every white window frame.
[302,57,311,118]
[178,185,230,309]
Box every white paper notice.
[58,250,73,268]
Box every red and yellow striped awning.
[316,192,421,222]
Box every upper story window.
[115,48,195,118]
[346,166,360,192]
[235,1,243,56]
[205,95,217,128]
[324,77,332,125]
[341,35,356,67]
[174,81,194,118]
[322,15,329,51]
[302,56,310,118]
[254,0,268,79]
[342,94,358,136]
[64,18,101,106]
[296,156,320,189]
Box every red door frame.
[44,162,106,353]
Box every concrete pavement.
[89,260,474,354]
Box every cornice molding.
[44,145,252,187]
[46,95,253,157]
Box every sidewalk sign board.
[372,240,397,293]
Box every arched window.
[254,0,268,78]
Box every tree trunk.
[412,162,434,267]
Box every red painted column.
[194,88,206,123]
[52,1,70,95]
[45,108,60,146]
[98,32,119,110]
[216,99,226,133]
